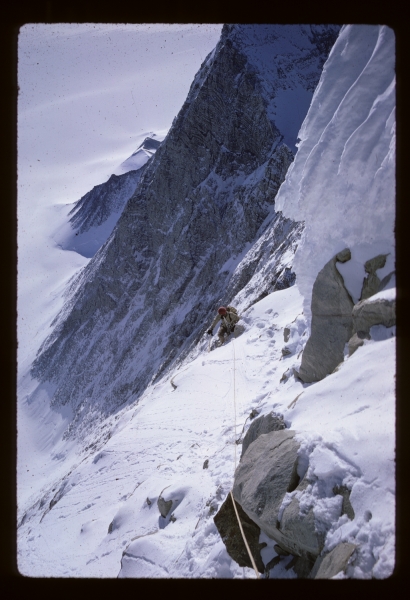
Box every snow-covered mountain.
[115,134,162,175]
[29,24,339,437]
[17,24,395,579]
[52,135,162,258]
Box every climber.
[207,306,240,345]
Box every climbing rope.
[232,337,238,469]
[230,336,261,580]
[170,324,261,577]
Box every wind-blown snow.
[275,25,395,324]
[114,133,164,175]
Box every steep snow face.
[275,25,395,325]
[18,24,396,579]
[29,25,338,436]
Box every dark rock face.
[68,170,144,236]
[297,249,354,383]
[333,485,355,520]
[287,555,317,579]
[347,331,370,357]
[378,270,395,292]
[30,25,340,437]
[279,485,323,559]
[139,137,161,152]
[241,412,286,459]
[213,492,265,574]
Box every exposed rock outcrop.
[310,542,356,579]
[333,485,355,520]
[279,479,324,560]
[233,430,317,559]
[240,412,286,458]
[347,331,371,356]
[352,295,396,335]
[297,248,354,383]
[229,428,356,577]
[360,254,388,301]
[378,270,395,292]
[157,496,173,518]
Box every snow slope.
[26,25,339,435]
[114,134,163,175]
[18,285,395,578]
[17,24,395,579]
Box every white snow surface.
[18,24,395,579]
[275,25,395,324]
[17,286,395,578]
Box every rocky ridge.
[30,25,340,439]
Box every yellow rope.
[230,337,261,580]
[229,490,261,579]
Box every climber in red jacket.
[207,306,240,345]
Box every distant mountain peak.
[115,133,163,175]
[133,135,161,154]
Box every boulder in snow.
[333,485,355,520]
[157,496,173,518]
[360,254,388,301]
[241,412,286,459]
[233,430,305,555]
[213,492,266,574]
[297,249,354,383]
[310,542,356,579]
[378,270,395,292]
[347,331,370,357]
[352,296,396,336]
[279,487,324,559]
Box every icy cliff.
[275,25,395,325]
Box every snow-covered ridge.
[29,25,338,431]
[226,24,341,153]
[114,134,163,175]
[51,135,164,258]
